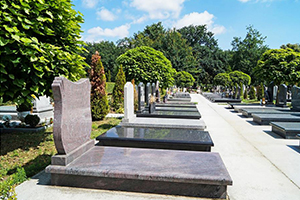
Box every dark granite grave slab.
[46,146,232,199]
[168,98,191,102]
[96,126,213,151]
[242,108,299,118]
[156,103,196,108]
[155,106,199,112]
[164,101,195,105]
[252,113,300,125]
[137,110,201,119]
[270,122,300,139]
[212,98,241,103]
[227,103,261,109]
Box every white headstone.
[33,95,53,112]
[123,82,136,123]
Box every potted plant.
[16,103,32,122]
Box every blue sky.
[72,0,300,50]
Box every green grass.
[242,99,260,104]
[0,117,121,198]
[106,82,115,94]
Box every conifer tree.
[249,86,256,100]
[90,51,109,120]
[112,65,126,110]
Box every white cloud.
[85,24,131,42]
[97,7,118,21]
[82,0,99,8]
[174,11,226,35]
[130,0,185,19]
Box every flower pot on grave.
[17,111,31,123]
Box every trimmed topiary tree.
[174,71,195,88]
[90,52,109,120]
[112,65,126,110]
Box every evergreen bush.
[243,86,248,100]
[249,86,256,100]
[90,52,109,120]
[112,65,126,111]
[131,79,138,112]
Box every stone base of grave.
[120,117,206,130]
[153,106,199,112]
[156,103,197,108]
[270,122,300,139]
[96,126,213,152]
[46,146,232,199]
[252,114,300,125]
[136,110,201,119]
[168,98,191,102]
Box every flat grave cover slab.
[233,105,286,113]
[167,98,191,102]
[270,122,300,139]
[96,126,213,151]
[137,110,201,119]
[252,113,300,125]
[155,106,199,112]
[164,101,195,104]
[227,103,261,109]
[212,98,241,103]
[242,108,298,117]
[156,103,196,108]
[46,146,232,199]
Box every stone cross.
[276,84,287,107]
[51,77,94,166]
[137,82,145,112]
[123,82,136,123]
[291,85,300,111]
[145,83,151,106]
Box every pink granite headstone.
[52,77,92,155]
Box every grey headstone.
[151,83,155,96]
[137,82,145,112]
[273,85,278,100]
[266,82,275,103]
[155,81,160,103]
[237,86,241,99]
[33,95,53,112]
[145,83,151,106]
[123,82,136,123]
[276,84,287,107]
[291,85,300,111]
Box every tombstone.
[291,85,300,111]
[236,86,241,99]
[276,84,287,107]
[33,95,53,112]
[123,82,136,123]
[145,83,151,106]
[137,82,145,113]
[151,83,155,96]
[155,81,160,103]
[273,85,278,100]
[266,82,275,104]
[50,77,94,166]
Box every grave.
[155,106,199,112]
[270,122,300,139]
[252,113,300,125]
[241,107,296,118]
[137,110,201,119]
[156,103,197,108]
[266,81,275,104]
[202,92,241,103]
[291,85,300,111]
[137,82,145,113]
[96,126,214,151]
[46,77,232,199]
[174,92,191,98]
[276,84,287,107]
[145,82,151,107]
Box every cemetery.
[1,1,300,200]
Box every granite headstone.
[151,83,155,96]
[137,82,145,112]
[277,84,287,107]
[266,81,275,103]
[291,85,300,111]
[155,81,160,103]
[145,83,151,106]
[123,82,136,123]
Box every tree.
[249,86,256,100]
[280,43,300,52]
[106,70,111,82]
[229,71,251,86]
[116,46,176,89]
[0,0,87,107]
[90,52,109,120]
[213,73,232,87]
[112,65,126,110]
[174,71,195,88]
[230,25,269,83]
[254,48,300,86]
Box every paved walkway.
[16,94,300,200]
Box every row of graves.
[202,86,242,103]
[45,77,233,199]
[229,83,300,139]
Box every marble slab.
[155,106,199,112]
[46,146,232,199]
[137,110,201,119]
[270,122,300,139]
[242,108,299,118]
[96,126,213,151]
[119,117,206,130]
[252,113,300,125]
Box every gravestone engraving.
[51,77,94,165]
[145,83,151,106]
[137,82,145,113]
[291,85,300,111]
[155,81,160,103]
[123,82,136,123]
[276,84,287,107]
[266,81,275,103]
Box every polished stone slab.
[252,113,300,125]
[233,105,286,113]
[242,108,299,118]
[168,98,191,102]
[227,103,261,109]
[270,122,300,139]
[155,106,199,112]
[163,101,195,104]
[96,126,213,151]
[46,146,232,199]
[119,117,206,130]
[137,110,201,119]
[156,103,196,108]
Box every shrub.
[243,87,248,100]
[249,86,256,100]
[24,114,40,127]
[90,52,109,120]
[112,65,126,110]
[131,79,138,112]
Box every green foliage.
[229,25,269,83]
[280,43,300,52]
[89,52,109,120]
[106,82,115,94]
[0,0,88,106]
[213,73,232,87]
[243,86,248,100]
[254,48,300,85]
[229,70,251,86]
[24,114,40,127]
[240,83,244,100]
[112,65,126,110]
[16,102,32,112]
[257,83,264,101]
[117,46,176,89]
[174,71,195,88]
[249,86,256,100]
[107,70,111,82]
[131,79,138,111]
